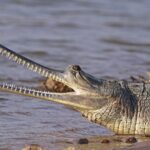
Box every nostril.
[72,65,81,71]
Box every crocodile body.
[0,44,150,135]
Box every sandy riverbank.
[116,141,150,150]
[62,135,150,150]
[21,135,150,150]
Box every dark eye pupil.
[72,65,81,71]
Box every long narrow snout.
[0,44,68,85]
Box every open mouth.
[0,45,95,110]
[43,78,74,93]
[0,44,74,93]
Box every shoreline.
[116,141,150,150]
[21,136,150,150]
[62,135,150,150]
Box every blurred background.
[0,0,150,150]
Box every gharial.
[0,44,150,135]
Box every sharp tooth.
[26,62,30,68]
[13,56,18,61]
[10,84,14,90]
[34,66,38,72]
[6,52,11,57]
[41,70,45,76]
[19,87,22,92]
[23,88,27,94]
[19,58,22,63]
[44,91,48,97]
[2,83,5,88]
[9,54,14,59]
[41,92,45,97]
[52,75,56,80]
[5,83,8,89]
[14,86,17,91]
[17,58,22,64]
[44,71,49,77]
[22,60,26,66]
[2,50,7,55]
[30,64,34,70]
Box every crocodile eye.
[72,65,81,71]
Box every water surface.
[0,0,150,149]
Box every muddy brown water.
[0,0,150,150]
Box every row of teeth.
[0,47,63,83]
[0,82,53,98]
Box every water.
[0,0,150,149]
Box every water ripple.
[102,37,150,47]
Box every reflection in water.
[0,0,150,150]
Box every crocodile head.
[0,44,119,110]
[0,45,138,134]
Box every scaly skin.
[0,44,150,135]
